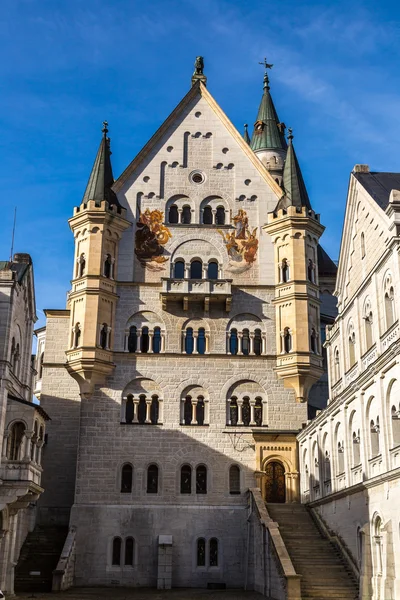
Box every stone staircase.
[267,504,358,600]
[15,525,68,593]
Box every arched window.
[181,205,191,224]
[153,327,161,353]
[112,537,122,566]
[196,396,205,425]
[242,397,250,426]
[14,343,20,376]
[185,328,194,354]
[391,405,400,447]
[125,395,134,424]
[348,327,356,368]
[242,329,250,356]
[229,329,238,355]
[7,422,26,460]
[150,395,159,424]
[310,328,317,353]
[353,431,361,466]
[254,397,262,426]
[104,253,113,278]
[196,465,207,494]
[78,253,86,277]
[141,326,149,353]
[197,328,206,354]
[31,421,38,460]
[385,287,395,329]
[168,204,179,223]
[174,260,185,279]
[138,395,146,424]
[281,259,289,283]
[121,464,133,493]
[197,538,206,566]
[125,537,134,566]
[229,397,238,426]
[361,232,365,259]
[229,465,240,494]
[365,308,373,350]
[203,206,213,224]
[190,260,202,279]
[209,538,218,566]
[207,261,218,279]
[10,337,15,363]
[307,259,315,282]
[127,326,137,353]
[181,464,192,494]
[254,329,262,355]
[324,452,331,482]
[183,396,193,425]
[370,418,380,457]
[147,464,159,494]
[215,206,225,225]
[334,348,340,381]
[74,325,81,348]
[283,328,291,353]
[100,323,108,349]
[337,442,345,474]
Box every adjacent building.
[298,166,400,599]
[0,253,48,593]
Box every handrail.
[52,527,76,591]
[249,489,302,600]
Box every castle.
[1,57,398,599]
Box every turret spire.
[81,121,121,208]
[277,129,312,211]
[250,60,287,153]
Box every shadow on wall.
[37,375,282,591]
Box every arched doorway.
[265,461,286,503]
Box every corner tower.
[264,130,324,402]
[65,122,131,396]
[250,60,287,184]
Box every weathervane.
[258,57,273,71]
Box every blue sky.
[1,0,400,328]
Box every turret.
[250,60,287,185]
[65,122,131,396]
[263,130,324,402]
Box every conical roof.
[250,72,287,152]
[81,121,121,208]
[276,130,312,211]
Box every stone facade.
[0,253,48,594]
[298,165,400,599]
[37,69,335,590]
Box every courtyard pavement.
[15,588,264,600]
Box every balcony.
[1,459,42,486]
[380,321,399,353]
[161,277,232,311]
[351,464,363,485]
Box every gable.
[335,173,390,308]
[115,83,284,285]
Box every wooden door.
[265,461,286,503]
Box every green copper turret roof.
[81,121,121,208]
[243,124,250,145]
[276,129,312,211]
[250,72,287,152]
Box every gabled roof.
[82,122,121,208]
[275,131,312,211]
[318,245,337,277]
[353,171,400,211]
[250,73,287,153]
[113,81,283,198]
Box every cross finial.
[102,120,109,135]
[288,127,294,141]
[258,57,273,71]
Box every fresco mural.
[135,208,172,270]
[218,209,258,273]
